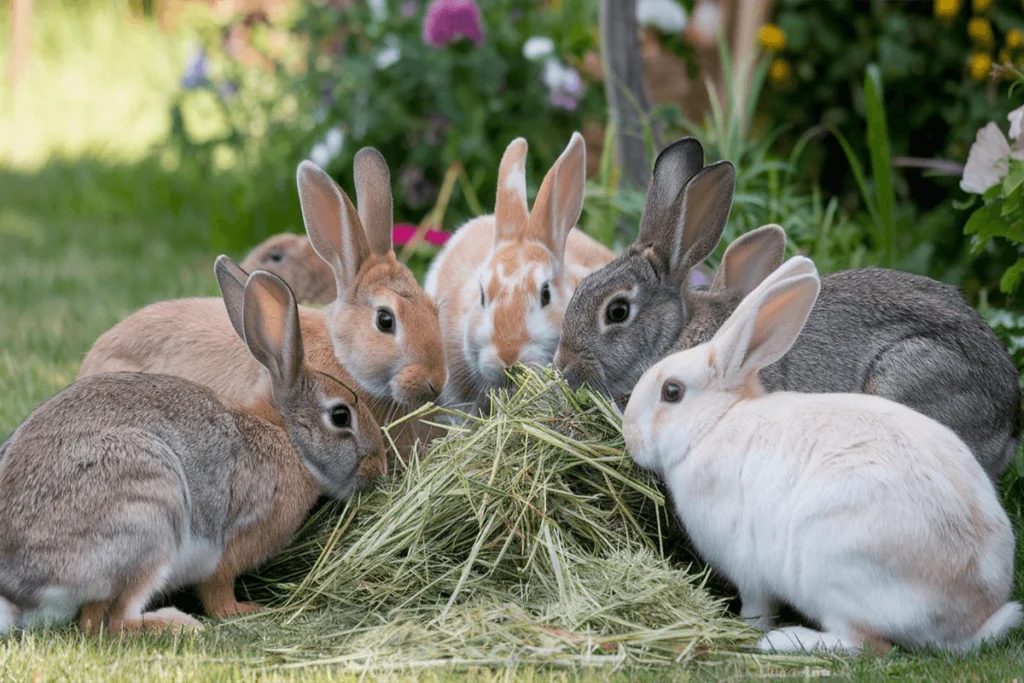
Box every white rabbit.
[424,133,615,414]
[623,255,1020,654]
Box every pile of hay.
[247,370,759,670]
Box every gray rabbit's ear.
[297,160,369,297]
[711,224,787,297]
[710,256,819,386]
[637,138,705,245]
[666,161,735,283]
[214,255,249,341]
[353,147,394,257]
[242,271,304,391]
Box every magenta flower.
[423,0,484,48]
[393,223,451,247]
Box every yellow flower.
[934,0,961,18]
[968,17,994,46]
[1008,29,1023,49]
[970,51,993,80]
[768,57,791,84]
[972,0,992,11]
[758,24,787,51]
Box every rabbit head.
[240,232,336,305]
[215,257,388,499]
[623,256,820,474]
[556,138,786,403]
[297,152,447,408]
[460,133,587,389]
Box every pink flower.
[423,0,484,48]
[393,223,451,247]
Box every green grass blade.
[864,64,897,266]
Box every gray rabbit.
[0,260,386,635]
[555,137,1021,480]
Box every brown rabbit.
[78,152,445,460]
[241,232,335,305]
[0,263,385,635]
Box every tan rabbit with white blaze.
[425,133,615,413]
[0,265,385,634]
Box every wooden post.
[8,0,33,92]
[599,0,659,207]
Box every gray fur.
[557,141,1021,480]
[0,271,384,628]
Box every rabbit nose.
[425,381,440,399]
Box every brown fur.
[240,233,336,305]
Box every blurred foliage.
[168,0,602,246]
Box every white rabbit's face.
[461,241,572,389]
[623,345,729,475]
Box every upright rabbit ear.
[709,256,819,387]
[214,255,249,341]
[711,224,787,296]
[637,137,705,245]
[297,160,370,297]
[527,131,586,261]
[353,147,394,257]
[494,137,530,245]
[242,271,304,391]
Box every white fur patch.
[0,596,17,633]
[167,531,221,590]
[21,587,78,628]
[504,159,527,204]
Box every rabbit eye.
[540,283,551,307]
[376,309,395,333]
[605,299,630,324]
[265,250,284,264]
[661,381,683,403]
[329,405,351,429]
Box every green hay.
[242,369,782,671]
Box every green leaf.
[829,126,885,254]
[1003,161,1024,196]
[864,64,896,268]
[964,202,1006,236]
[999,258,1024,293]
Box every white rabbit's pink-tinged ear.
[297,160,369,297]
[494,137,530,245]
[711,224,787,296]
[710,256,820,387]
[527,131,586,261]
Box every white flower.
[687,0,723,47]
[324,126,345,158]
[523,36,555,61]
[637,0,687,33]
[375,34,402,69]
[961,122,1012,194]
[542,58,569,92]
[310,143,332,168]
[368,0,387,22]
[1008,105,1024,141]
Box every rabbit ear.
[353,147,394,257]
[711,224,787,296]
[527,131,586,260]
[242,271,305,391]
[297,160,369,296]
[494,137,530,245]
[637,137,705,245]
[214,255,249,341]
[710,256,819,387]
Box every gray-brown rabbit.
[556,137,1021,480]
[241,232,336,305]
[0,262,386,635]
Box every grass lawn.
[2,4,1024,681]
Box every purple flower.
[181,47,209,90]
[549,91,579,112]
[423,0,484,48]
[400,0,420,19]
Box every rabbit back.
[674,391,1015,651]
[755,268,1021,478]
[0,373,277,625]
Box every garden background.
[1,0,1024,679]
